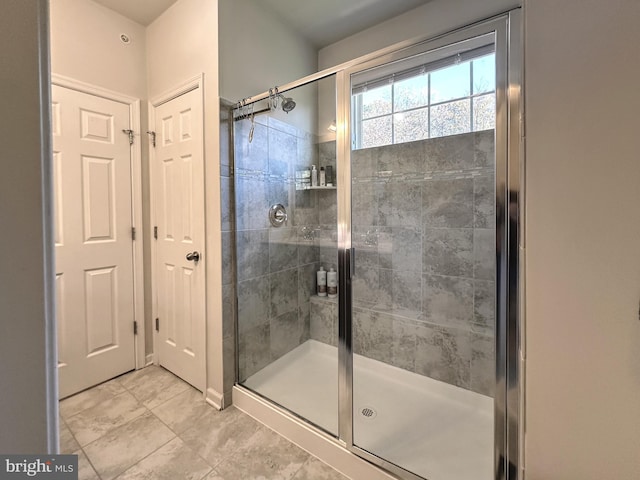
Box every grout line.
[80,447,102,480]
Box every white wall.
[50,0,147,98]
[218,0,317,103]
[146,0,223,404]
[0,0,58,454]
[523,0,640,477]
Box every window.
[352,50,496,149]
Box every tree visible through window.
[352,53,495,149]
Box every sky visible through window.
[353,53,495,149]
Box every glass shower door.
[347,33,499,480]
[234,75,340,435]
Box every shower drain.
[360,406,377,420]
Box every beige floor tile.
[60,421,80,454]
[66,391,147,446]
[152,387,213,434]
[75,449,99,480]
[292,457,350,480]
[180,406,262,467]
[84,412,175,480]
[120,366,190,409]
[114,437,212,480]
[60,378,126,418]
[214,427,310,480]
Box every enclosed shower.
[228,12,521,480]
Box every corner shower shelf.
[297,186,337,191]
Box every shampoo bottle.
[327,267,337,298]
[311,165,318,187]
[317,266,327,296]
[319,167,326,186]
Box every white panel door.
[153,86,205,391]
[53,85,136,398]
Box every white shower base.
[244,340,493,480]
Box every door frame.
[148,74,206,388]
[51,73,147,372]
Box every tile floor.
[59,365,349,480]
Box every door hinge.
[155,318,159,332]
[147,131,156,147]
[154,226,158,239]
[122,129,134,145]
[133,321,138,335]
[131,226,136,241]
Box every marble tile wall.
[233,115,337,381]
[309,130,496,397]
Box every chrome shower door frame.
[336,10,523,480]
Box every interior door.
[153,86,206,391]
[53,84,136,399]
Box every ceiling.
[92,0,432,47]
[92,0,178,26]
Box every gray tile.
[269,128,296,178]
[84,412,175,480]
[238,324,271,381]
[114,437,212,480]
[60,377,125,418]
[271,310,305,360]
[270,227,298,273]
[75,450,99,480]
[237,276,270,333]
[236,229,269,281]
[375,140,423,175]
[474,280,495,333]
[293,457,349,480]
[214,426,309,480]
[379,227,422,273]
[268,179,293,212]
[220,176,233,232]
[297,227,319,266]
[221,283,236,339]
[422,274,473,329]
[351,265,380,307]
[378,180,422,227]
[318,227,338,271]
[423,228,473,277]
[223,336,236,396]
[299,303,311,343]
[292,190,319,227]
[389,269,422,315]
[414,324,471,388]
[318,141,336,169]
[59,421,79,454]
[318,189,337,225]
[235,176,269,230]
[392,319,417,372]
[221,231,234,285]
[352,226,380,268]
[298,263,318,305]
[120,366,191,410]
[474,130,495,168]
[423,131,474,172]
[181,407,262,467]
[270,268,299,318]
[269,116,298,137]
[296,135,315,170]
[422,178,474,228]
[310,298,337,347]
[473,229,496,281]
[235,120,268,172]
[353,308,393,364]
[151,387,213,435]
[351,181,378,227]
[474,174,495,229]
[351,147,376,179]
[66,391,146,446]
[470,332,495,397]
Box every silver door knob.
[186,251,200,262]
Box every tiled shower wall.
[232,114,338,381]
[309,130,496,397]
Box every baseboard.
[232,386,398,480]
[206,387,223,410]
